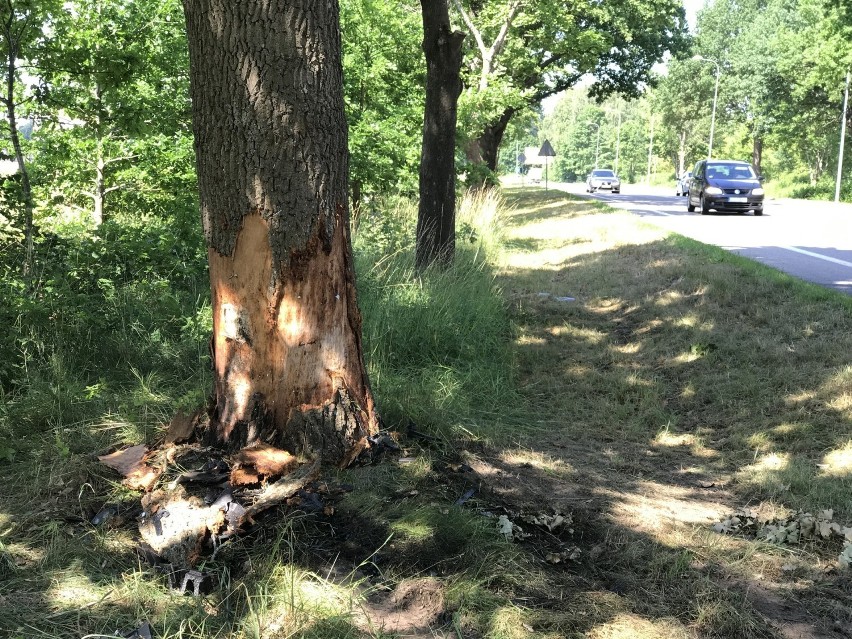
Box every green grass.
[354,190,520,443]
[497,188,852,517]
[2,186,852,637]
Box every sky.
[683,0,704,31]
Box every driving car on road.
[676,170,692,196]
[586,169,621,193]
[687,160,764,215]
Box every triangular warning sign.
[538,139,556,157]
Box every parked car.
[675,170,692,196]
[687,160,764,215]
[586,168,621,193]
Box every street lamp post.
[694,55,721,160]
[835,70,850,203]
[615,108,622,175]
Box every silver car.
[676,171,692,196]
[586,169,621,193]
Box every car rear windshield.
[592,170,615,177]
[705,164,756,179]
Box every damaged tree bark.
[182,0,378,465]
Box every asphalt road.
[553,181,852,296]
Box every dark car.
[687,160,764,215]
[586,168,621,193]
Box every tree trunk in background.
[466,108,514,175]
[678,129,687,175]
[752,136,763,175]
[4,32,33,277]
[416,0,464,270]
[182,0,378,466]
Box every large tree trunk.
[466,107,514,175]
[415,0,464,270]
[183,0,378,466]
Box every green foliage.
[648,0,852,190]
[541,89,661,183]
[341,0,424,203]
[455,0,689,170]
[30,0,193,226]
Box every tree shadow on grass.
[474,187,852,637]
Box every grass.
[497,188,852,516]
[1,186,852,637]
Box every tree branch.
[452,0,487,60]
[102,154,138,167]
[488,0,522,62]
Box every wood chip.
[245,460,320,518]
[165,410,197,444]
[99,445,148,475]
[230,443,299,486]
[98,445,162,491]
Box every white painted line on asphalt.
[781,246,852,268]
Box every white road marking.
[781,246,852,269]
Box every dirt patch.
[357,577,446,635]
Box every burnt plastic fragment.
[115,620,153,638]
[92,505,118,526]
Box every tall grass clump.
[353,189,516,441]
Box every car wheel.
[613,190,620,194]
[700,195,711,215]
[687,195,696,212]
[754,209,763,216]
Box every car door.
[688,161,705,206]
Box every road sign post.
[539,139,556,191]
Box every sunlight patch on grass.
[486,604,533,639]
[245,567,356,638]
[819,441,852,477]
[608,481,727,531]
[391,518,435,542]
[516,335,547,346]
[502,212,663,271]
[0,540,44,568]
[754,452,790,471]
[668,351,704,365]
[557,323,607,345]
[510,198,576,217]
[588,613,691,639]
[501,449,575,476]
[654,430,698,447]
[49,571,108,608]
[655,291,687,306]
[612,342,642,355]
[824,366,852,415]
